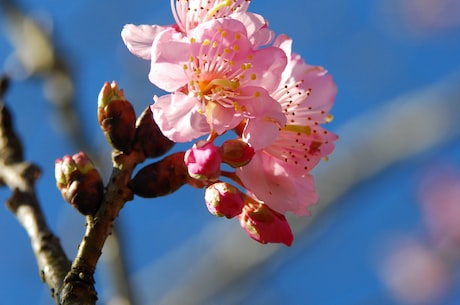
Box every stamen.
[207,0,232,18]
[282,125,312,135]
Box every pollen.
[235,33,241,40]
[203,39,211,46]
[241,63,251,70]
[326,114,334,123]
[254,91,261,97]
[250,74,257,80]
[233,45,240,51]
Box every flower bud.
[55,152,104,215]
[238,199,293,246]
[221,139,255,167]
[135,106,174,158]
[97,81,136,153]
[184,140,221,181]
[205,182,244,218]
[129,151,188,198]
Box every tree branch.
[0,76,71,303]
[59,150,145,305]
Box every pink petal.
[151,93,209,142]
[121,24,171,60]
[237,86,286,149]
[247,47,287,92]
[232,12,274,47]
[237,152,318,216]
[149,28,190,92]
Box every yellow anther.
[282,125,312,135]
[235,33,241,40]
[250,74,257,80]
[203,39,211,46]
[212,41,218,48]
[326,114,334,123]
[207,0,232,18]
[233,45,240,51]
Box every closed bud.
[55,152,104,215]
[97,81,136,152]
[221,139,254,167]
[129,152,188,198]
[205,182,244,218]
[238,199,293,246]
[135,106,174,158]
[184,140,221,181]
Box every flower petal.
[121,24,171,60]
[149,28,190,92]
[237,152,318,216]
[151,93,209,142]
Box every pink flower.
[121,0,273,60]
[184,140,222,181]
[236,35,338,216]
[238,197,293,246]
[150,18,287,146]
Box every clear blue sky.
[1,0,460,304]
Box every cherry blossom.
[150,18,287,146]
[236,35,338,216]
[121,0,272,60]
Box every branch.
[0,76,71,303]
[59,150,144,305]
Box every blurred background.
[1,0,460,304]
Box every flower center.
[198,78,240,95]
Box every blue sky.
[1,0,460,304]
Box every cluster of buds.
[184,139,292,245]
[55,152,103,215]
[184,139,255,182]
[203,181,293,246]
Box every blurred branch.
[0,0,85,154]
[132,72,460,305]
[0,75,71,303]
[0,1,138,304]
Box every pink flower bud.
[221,139,255,168]
[205,182,244,218]
[238,199,293,246]
[184,140,221,181]
[55,152,104,215]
